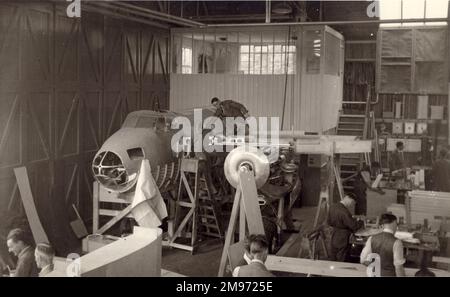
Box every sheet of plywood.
[367,189,397,217]
[13,167,49,244]
[430,106,444,120]
[387,138,422,152]
[409,190,450,224]
[48,227,162,277]
[334,140,372,154]
[266,255,450,277]
[395,102,402,119]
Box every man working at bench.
[328,196,364,262]
[360,213,406,277]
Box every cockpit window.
[127,148,144,160]
[135,117,156,128]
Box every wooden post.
[218,189,241,277]
[405,192,412,230]
[218,169,265,277]
[93,182,99,233]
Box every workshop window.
[239,44,296,74]
[172,29,296,74]
[380,0,448,27]
[181,47,192,74]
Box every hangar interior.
[0,0,450,277]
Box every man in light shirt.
[360,213,406,277]
[232,234,274,277]
[35,243,55,277]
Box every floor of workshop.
[161,207,317,277]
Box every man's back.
[432,159,450,192]
[15,246,38,277]
[237,261,274,277]
[371,232,397,277]
[390,150,405,172]
[216,100,248,118]
[328,203,360,233]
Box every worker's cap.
[380,213,397,225]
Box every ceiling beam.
[82,4,169,29]
[205,17,448,28]
[202,1,209,16]
[191,14,292,22]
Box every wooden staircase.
[337,85,373,193]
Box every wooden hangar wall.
[0,2,170,254]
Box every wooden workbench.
[266,255,450,277]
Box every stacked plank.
[409,191,450,225]
[387,204,407,222]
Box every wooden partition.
[170,25,344,133]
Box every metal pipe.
[189,14,291,22]
[89,2,200,27]
[82,4,169,29]
[266,0,271,24]
[204,18,448,28]
[113,1,205,27]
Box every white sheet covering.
[131,159,168,228]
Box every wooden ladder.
[169,158,222,253]
[198,176,223,239]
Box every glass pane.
[324,32,340,76]
[274,53,282,74]
[402,0,425,19]
[254,53,261,74]
[380,65,411,93]
[425,0,448,18]
[239,45,250,74]
[380,0,402,20]
[181,34,193,74]
[287,53,296,74]
[304,30,321,74]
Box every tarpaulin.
[131,159,168,228]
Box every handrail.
[342,101,367,104]
[370,92,380,105]
[362,84,371,141]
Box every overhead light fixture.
[272,2,292,15]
